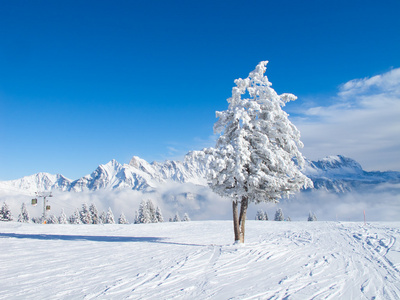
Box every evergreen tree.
[146,199,157,223]
[105,207,115,224]
[285,216,292,222]
[173,212,180,222]
[255,209,266,221]
[308,211,317,221]
[274,208,284,221]
[192,61,312,243]
[118,213,129,224]
[46,214,59,224]
[31,217,42,224]
[69,209,82,224]
[0,202,13,221]
[18,203,30,223]
[133,210,139,224]
[89,204,99,224]
[80,203,92,224]
[58,209,68,224]
[137,200,150,224]
[264,211,269,221]
[155,206,164,222]
[182,213,191,222]
[99,211,106,224]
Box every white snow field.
[1,221,400,299]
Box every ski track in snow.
[1,221,399,299]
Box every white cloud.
[338,68,400,99]
[4,185,399,223]
[278,185,400,222]
[293,67,400,171]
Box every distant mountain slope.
[305,155,400,193]
[0,154,399,194]
[0,155,208,194]
[0,172,72,194]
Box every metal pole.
[34,192,52,223]
[43,196,47,222]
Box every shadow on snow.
[0,232,205,247]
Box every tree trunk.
[232,200,240,242]
[232,196,249,244]
[238,196,248,243]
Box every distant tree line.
[133,199,190,224]
[255,208,317,221]
[0,200,191,224]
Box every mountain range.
[1,154,399,195]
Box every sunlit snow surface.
[1,221,400,299]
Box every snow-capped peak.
[129,156,158,177]
[0,172,72,193]
[1,154,399,194]
[311,155,363,172]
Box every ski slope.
[1,221,399,299]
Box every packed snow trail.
[1,221,399,299]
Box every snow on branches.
[193,61,313,204]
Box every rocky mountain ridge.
[1,154,399,194]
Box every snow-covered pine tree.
[0,202,13,221]
[69,209,82,224]
[255,209,266,221]
[191,61,312,243]
[155,206,164,223]
[80,203,92,224]
[285,216,292,222]
[133,210,139,224]
[46,214,58,224]
[274,208,284,221]
[182,213,191,222]
[18,203,30,223]
[264,211,269,221]
[105,207,115,224]
[146,199,157,223]
[58,209,68,224]
[308,211,317,221]
[137,200,151,224]
[173,212,180,222]
[99,211,106,224]
[31,217,42,224]
[118,213,129,224]
[89,203,99,224]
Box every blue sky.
[1,0,400,181]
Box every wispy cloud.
[292,67,400,171]
[3,182,399,222]
[277,184,400,222]
[338,68,400,99]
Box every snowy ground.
[1,221,400,299]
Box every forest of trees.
[1,201,318,223]
[0,200,191,225]
[1,201,318,224]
